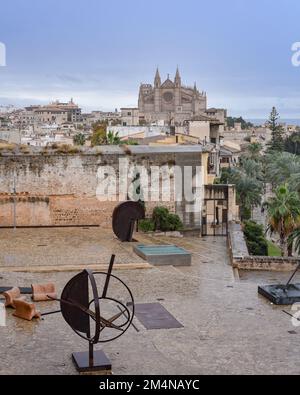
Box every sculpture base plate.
[72,350,112,373]
[258,283,300,305]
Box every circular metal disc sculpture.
[44,255,134,373]
[112,201,145,242]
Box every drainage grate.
[132,303,184,330]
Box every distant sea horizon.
[247,118,300,126]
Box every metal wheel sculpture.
[43,255,135,372]
[112,201,145,242]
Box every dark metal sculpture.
[43,255,135,372]
[258,262,300,305]
[112,201,145,242]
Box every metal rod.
[285,262,300,288]
[117,305,139,333]
[102,255,115,298]
[89,342,94,367]
[282,310,300,322]
[41,310,61,317]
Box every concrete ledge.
[0,262,152,273]
[233,257,299,272]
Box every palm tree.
[265,184,300,256]
[243,142,262,161]
[219,162,263,220]
[265,152,300,191]
[106,131,121,145]
[285,132,300,155]
[240,158,264,180]
[289,228,300,256]
[236,176,263,220]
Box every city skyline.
[1,0,300,118]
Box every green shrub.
[152,207,169,230]
[240,206,251,221]
[243,221,268,256]
[152,206,183,232]
[162,213,183,231]
[139,219,155,233]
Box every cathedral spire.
[175,67,181,87]
[154,67,161,88]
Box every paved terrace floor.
[0,228,300,375]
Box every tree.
[289,228,300,255]
[285,132,300,155]
[265,184,300,256]
[243,142,263,161]
[265,152,300,192]
[226,116,254,130]
[237,177,263,220]
[91,122,107,146]
[267,107,285,152]
[219,160,263,220]
[73,133,86,146]
[240,158,264,180]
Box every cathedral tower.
[154,67,161,88]
[154,68,161,113]
[174,67,181,108]
[174,67,181,87]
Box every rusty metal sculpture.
[43,255,135,373]
[112,201,145,242]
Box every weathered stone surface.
[0,227,147,269]
[1,236,300,375]
[0,152,199,227]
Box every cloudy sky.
[1,0,300,118]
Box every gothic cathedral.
[138,68,207,125]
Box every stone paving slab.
[0,228,146,269]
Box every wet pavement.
[0,230,300,375]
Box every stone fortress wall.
[0,149,203,228]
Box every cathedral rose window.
[163,91,174,103]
